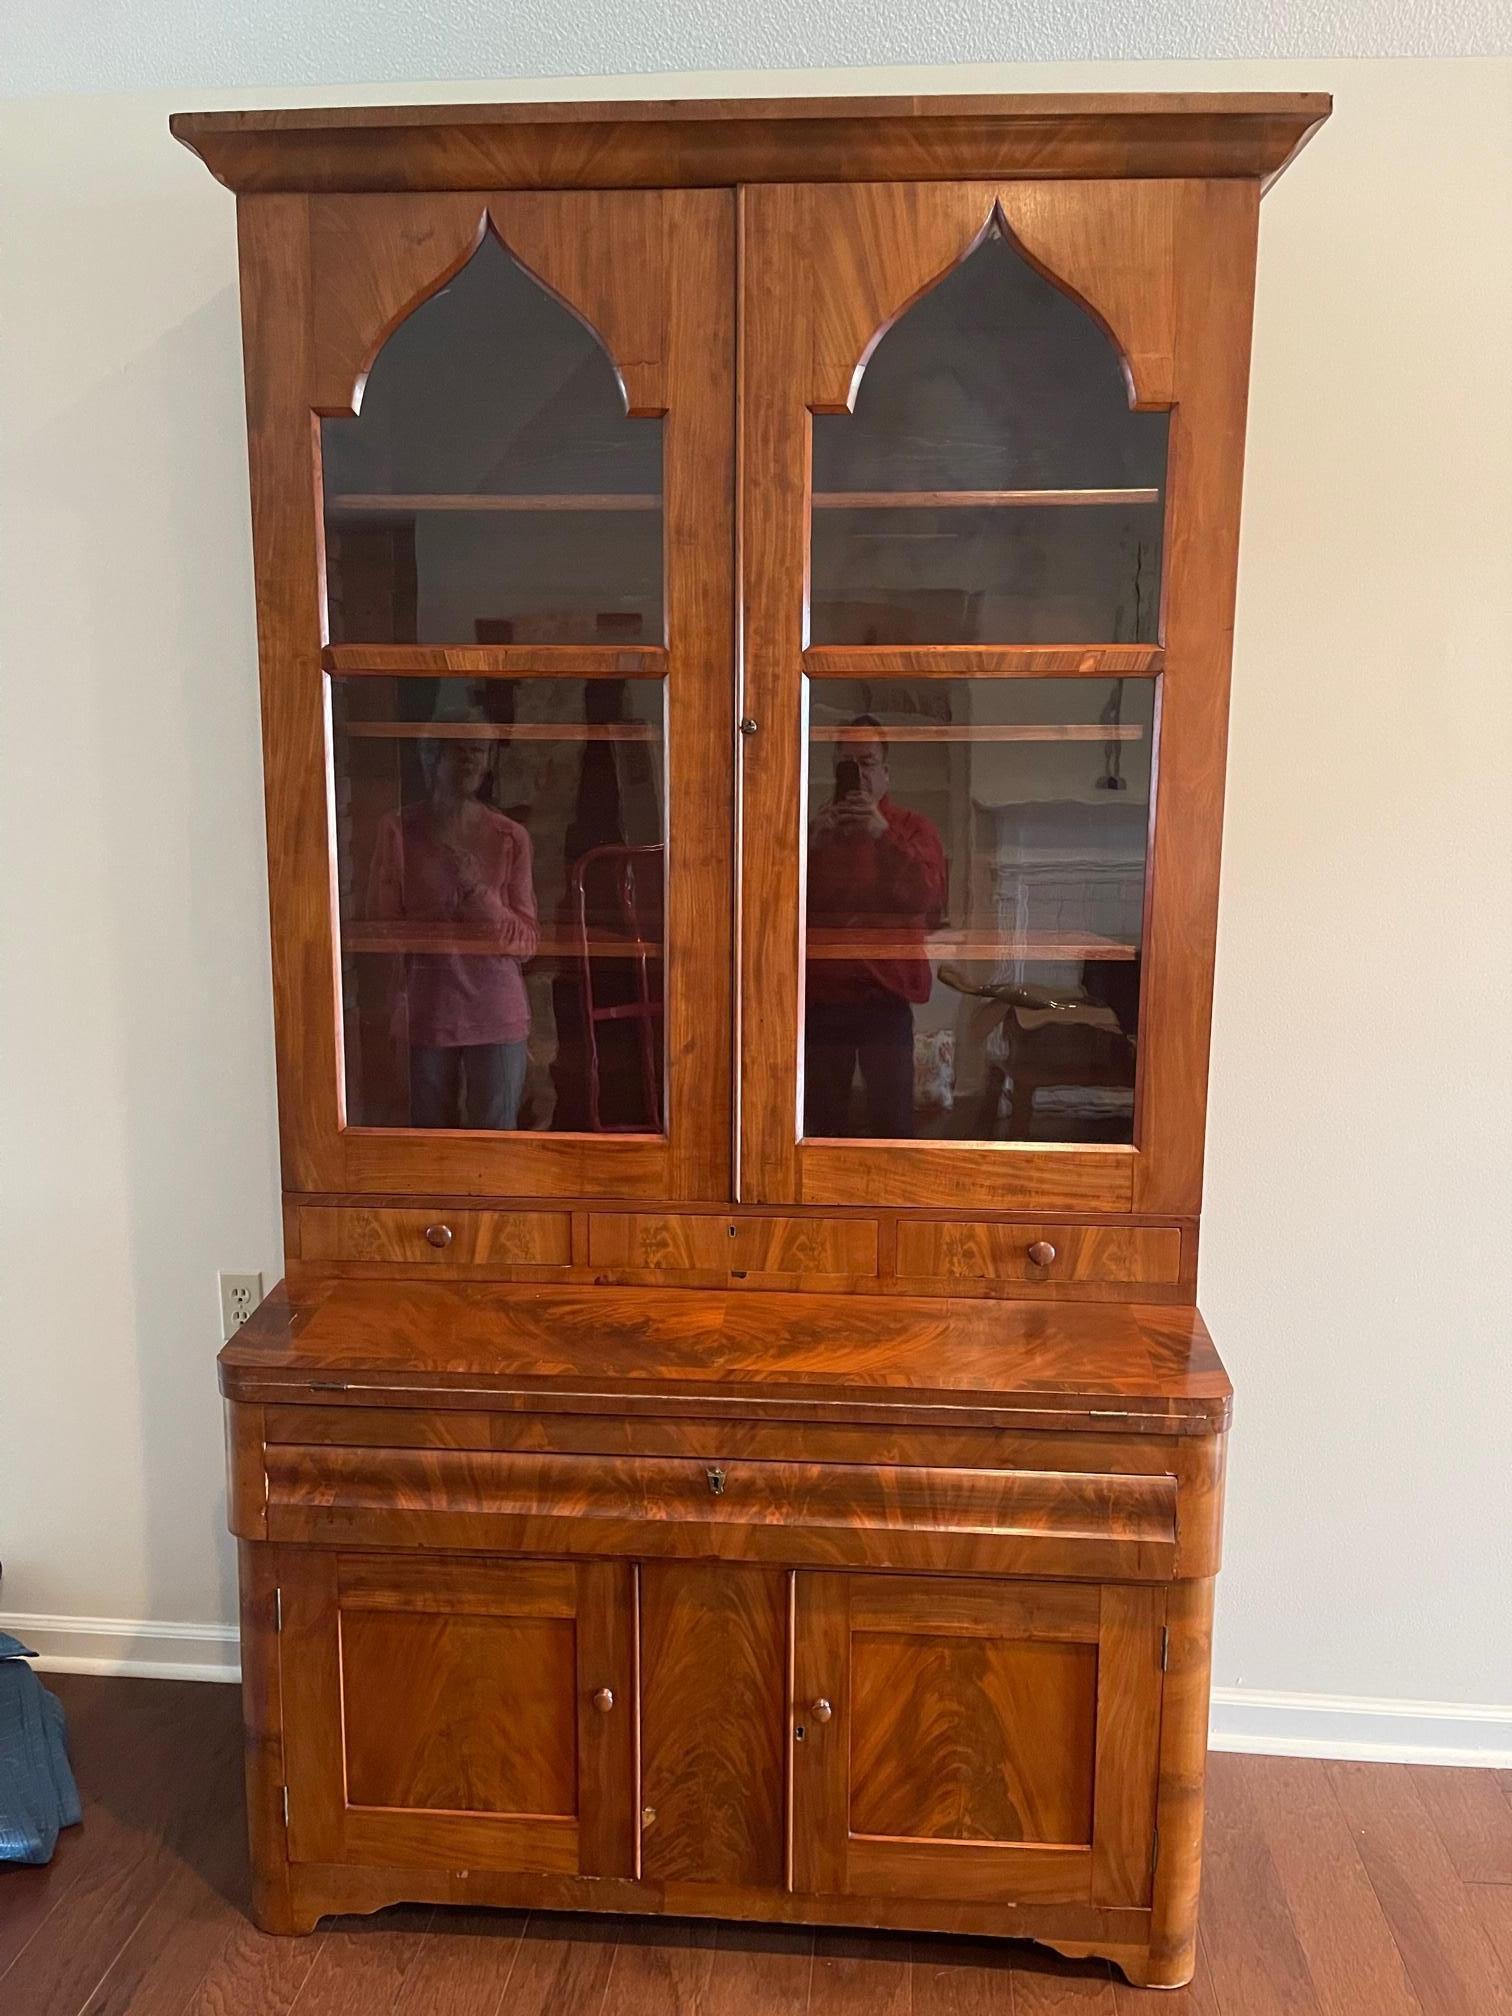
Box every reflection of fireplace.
[983,798,1147,980]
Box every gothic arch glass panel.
[321,234,663,646]
[809,223,1168,646]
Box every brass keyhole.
[706,1466,727,1497]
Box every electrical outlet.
[219,1271,263,1342]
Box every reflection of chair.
[982,1004,1135,1141]
[569,843,664,1132]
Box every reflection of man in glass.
[368,731,539,1129]
[805,716,947,1138]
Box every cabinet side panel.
[640,1561,789,1887]
[236,1542,299,1932]
[1134,181,1259,1213]
[1147,1576,1216,1986]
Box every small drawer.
[896,1220,1182,1289]
[298,1206,571,1268]
[589,1212,877,1284]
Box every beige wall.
[1,57,1508,1746]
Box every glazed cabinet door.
[740,181,1258,1216]
[279,1552,637,1876]
[241,188,734,1201]
[792,1573,1164,1908]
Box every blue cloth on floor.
[0,1631,82,1865]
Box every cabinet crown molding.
[170,90,1331,196]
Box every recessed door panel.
[340,1610,578,1815]
[849,1630,1097,1844]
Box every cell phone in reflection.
[834,757,862,799]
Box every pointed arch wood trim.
[309,195,487,415]
[808,181,1177,416]
[488,190,668,417]
[308,190,669,418]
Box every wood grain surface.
[219,1279,1232,1431]
[170,92,1331,195]
[640,1563,790,1888]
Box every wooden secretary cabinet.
[177,90,1327,1988]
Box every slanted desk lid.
[220,1279,1231,1435]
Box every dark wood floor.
[2,1676,1510,2015]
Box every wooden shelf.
[338,721,659,742]
[326,488,1158,515]
[344,922,661,959]
[323,644,666,679]
[806,929,1137,962]
[803,645,1163,677]
[329,493,660,513]
[812,488,1160,510]
[811,723,1142,744]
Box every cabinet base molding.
[254,1864,1185,1988]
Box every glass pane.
[334,675,665,1133]
[322,236,662,646]
[803,678,1152,1143]
[810,226,1167,646]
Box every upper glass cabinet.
[321,235,664,646]
[809,223,1168,647]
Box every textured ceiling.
[6,0,1509,97]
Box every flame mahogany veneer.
[181,89,1327,1990]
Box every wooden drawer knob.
[592,1687,615,1713]
[1026,1240,1057,1268]
[423,1223,454,1250]
[810,1698,833,1724]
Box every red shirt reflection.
[806,729,947,1006]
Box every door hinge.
[1160,1625,1169,1671]
[281,1784,290,1829]
[274,1586,283,1633]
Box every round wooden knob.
[423,1223,453,1249]
[811,1698,833,1724]
[1026,1240,1057,1268]
[592,1687,614,1714]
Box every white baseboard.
[1209,1685,1512,1768]
[8,1615,1510,1767]
[1,1612,241,1684]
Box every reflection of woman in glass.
[367,730,538,1130]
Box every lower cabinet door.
[279,1552,637,1876]
[792,1573,1164,1908]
